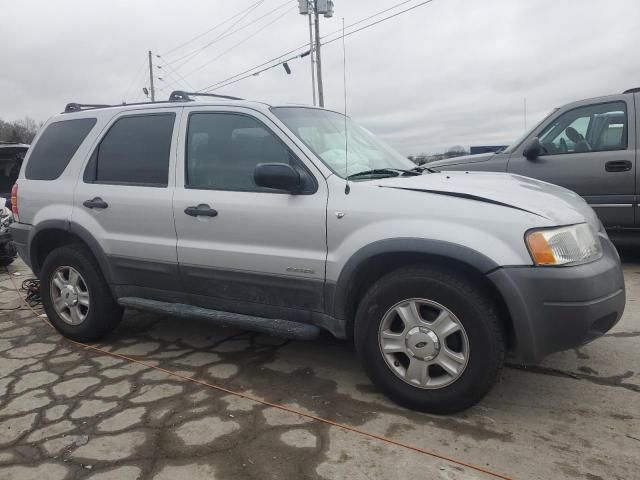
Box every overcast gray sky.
[1,0,639,154]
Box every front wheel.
[354,266,505,414]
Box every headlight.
[526,223,602,266]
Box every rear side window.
[84,113,175,186]
[25,118,96,180]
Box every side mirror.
[254,163,301,192]
[523,137,543,160]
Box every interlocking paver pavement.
[0,258,638,479]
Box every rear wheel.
[41,245,122,341]
[354,265,504,414]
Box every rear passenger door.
[173,106,328,321]
[508,98,636,228]
[72,108,182,296]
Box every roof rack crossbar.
[64,103,113,113]
[168,90,243,102]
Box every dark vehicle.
[0,142,28,198]
[0,142,28,266]
[429,89,640,242]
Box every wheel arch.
[328,239,515,350]
[29,221,114,289]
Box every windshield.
[271,107,415,178]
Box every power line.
[317,0,415,45]
[156,75,181,91]
[323,0,435,47]
[156,56,195,90]
[167,0,268,69]
[182,6,295,80]
[161,0,265,57]
[202,0,435,93]
[122,58,150,101]
[172,0,293,76]
[198,0,426,92]
[203,50,310,92]
[197,43,310,92]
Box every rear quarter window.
[25,118,97,180]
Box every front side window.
[185,112,312,192]
[272,107,414,178]
[85,113,175,186]
[537,102,627,155]
[26,118,96,180]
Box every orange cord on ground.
[4,270,514,480]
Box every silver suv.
[10,91,625,413]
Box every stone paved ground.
[0,258,638,480]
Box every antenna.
[342,17,350,195]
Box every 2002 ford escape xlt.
[9,91,625,414]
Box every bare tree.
[445,145,468,158]
[0,117,41,144]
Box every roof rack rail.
[168,90,243,102]
[623,87,640,94]
[64,103,113,113]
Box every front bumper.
[488,236,625,364]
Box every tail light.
[10,183,18,222]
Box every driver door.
[507,98,636,228]
[172,106,328,321]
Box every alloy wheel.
[50,266,91,325]
[378,298,470,389]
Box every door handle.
[184,204,218,217]
[83,197,108,209]
[605,160,632,172]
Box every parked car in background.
[0,142,28,266]
[429,88,640,242]
[0,142,28,198]
[10,92,624,413]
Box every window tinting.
[186,113,311,192]
[87,114,175,186]
[25,118,96,180]
[538,102,628,155]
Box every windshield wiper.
[347,168,421,180]
[411,165,438,173]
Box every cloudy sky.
[1,0,639,154]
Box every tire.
[354,265,505,414]
[40,244,123,342]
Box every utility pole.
[308,6,317,106]
[314,5,324,107]
[299,1,333,107]
[148,50,156,102]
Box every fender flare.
[28,220,114,285]
[327,237,500,321]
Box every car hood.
[427,152,495,169]
[374,171,600,230]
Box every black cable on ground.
[21,278,41,306]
